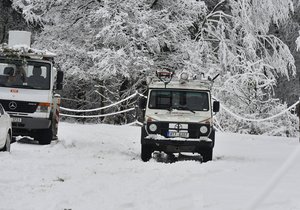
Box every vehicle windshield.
[0,59,51,90]
[149,89,209,111]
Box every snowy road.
[0,122,299,210]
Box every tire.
[36,128,53,145]
[141,144,152,162]
[208,129,215,147]
[140,126,147,142]
[1,133,11,152]
[201,149,213,162]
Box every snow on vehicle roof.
[0,44,56,60]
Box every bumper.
[141,137,214,153]
[11,116,51,135]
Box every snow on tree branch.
[296,30,300,51]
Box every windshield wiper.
[167,105,174,112]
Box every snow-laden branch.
[296,30,300,51]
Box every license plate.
[168,131,189,138]
[11,117,22,123]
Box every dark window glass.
[0,59,51,90]
[149,90,209,111]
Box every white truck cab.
[0,31,63,145]
[140,70,219,162]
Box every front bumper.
[141,123,215,153]
[142,136,214,153]
[11,116,51,135]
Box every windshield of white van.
[0,59,51,90]
[149,90,209,111]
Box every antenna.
[212,74,220,81]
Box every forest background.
[0,0,299,137]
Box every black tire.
[140,126,147,142]
[201,149,213,162]
[36,128,53,145]
[141,144,152,162]
[208,128,215,147]
[1,132,11,152]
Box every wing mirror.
[213,101,220,113]
[138,97,147,109]
[56,70,64,90]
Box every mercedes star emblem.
[8,101,17,110]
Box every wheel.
[201,149,213,162]
[141,144,152,162]
[1,132,11,152]
[208,129,215,147]
[36,128,53,145]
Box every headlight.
[36,103,50,113]
[149,123,157,132]
[200,125,208,134]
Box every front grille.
[12,122,25,127]
[0,99,38,113]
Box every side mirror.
[138,97,147,109]
[56,83,63,90]
[213,101,220,113]
[56,71,64,90]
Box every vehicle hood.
[0,87,51,103]
[145,110,212,124]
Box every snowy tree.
[10,0,299,135]
[218,0,297,136]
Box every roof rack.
[147,70,218,90]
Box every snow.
[0,122,299,210]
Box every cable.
[60,107,135,118]
[60,97,100,104]
[124,120,143,126]
[220,100,299,122]
[60,92,138,113]
[213,116,224,132]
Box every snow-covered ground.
[0,122,299,210]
